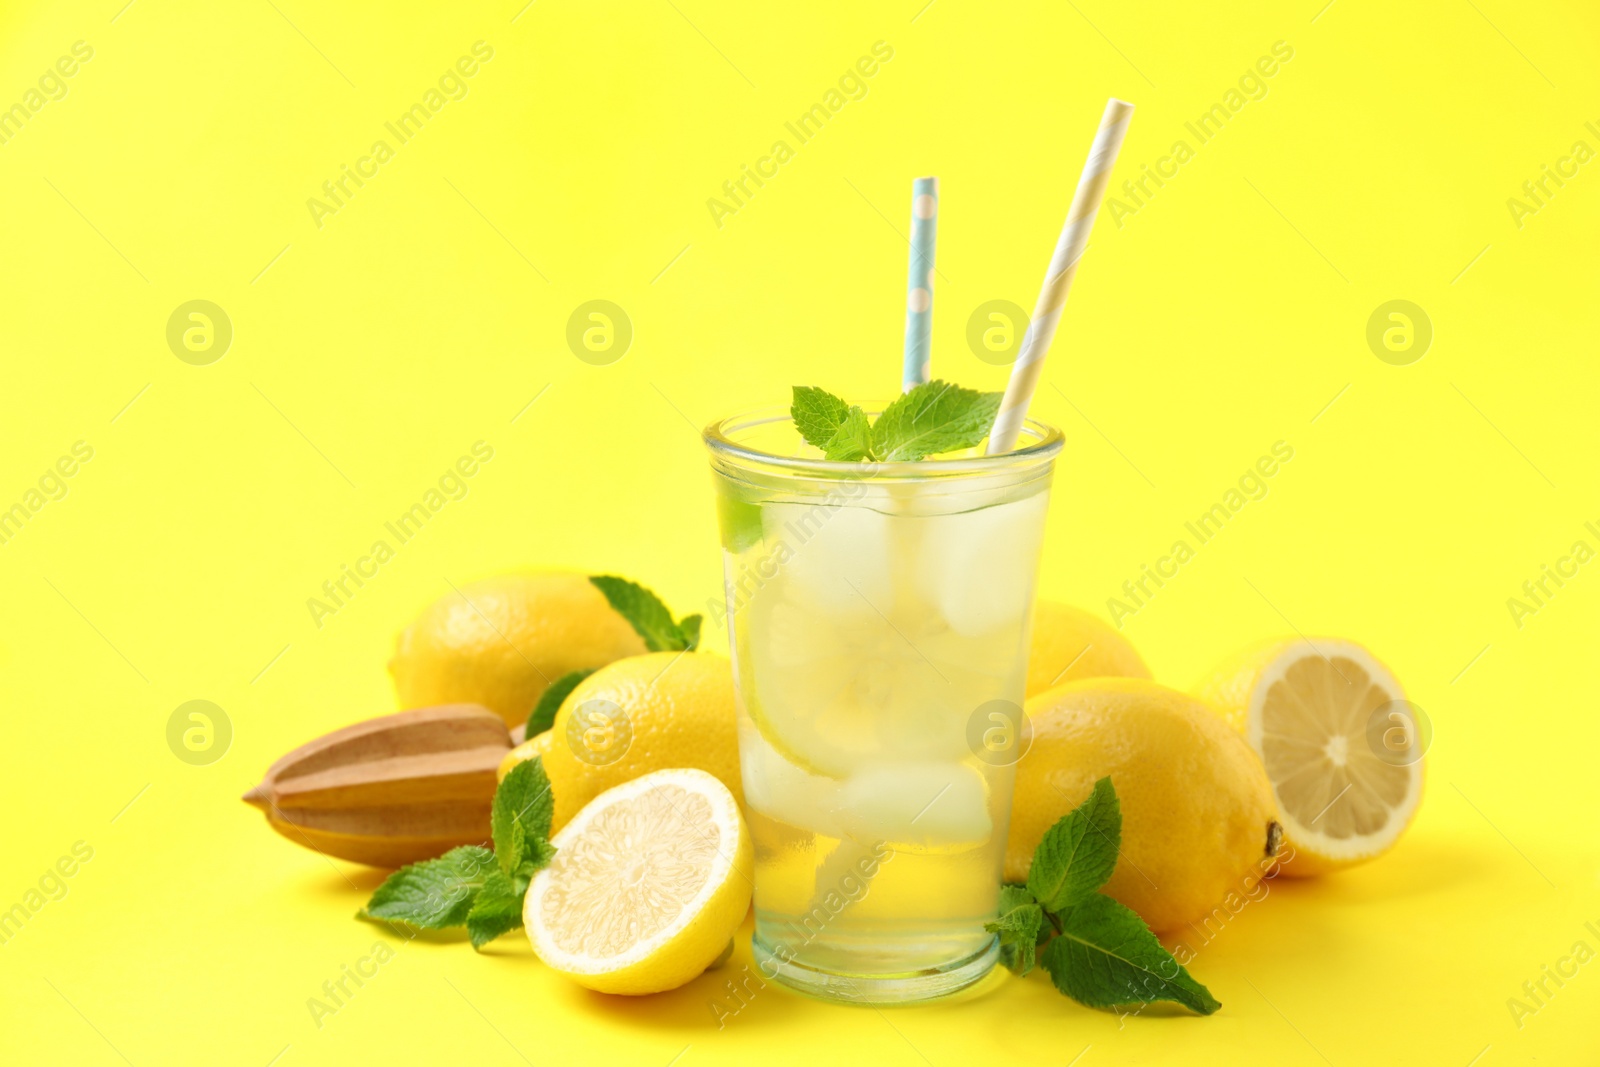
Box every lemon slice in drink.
[524,768,752,994]
[740,594,976,777]
[1197,638,1423,876]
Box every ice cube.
[835,762,992,852]
[917,492,1049,636]
[737,718,850,838]
[763,500,894,619]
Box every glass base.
[752,933,999,1005]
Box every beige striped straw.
[986,98,1134,453]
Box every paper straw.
[901,176,938,392]
[986,99,1133,453]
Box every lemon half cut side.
[524,768,752,995]
[1202,638,1423,876]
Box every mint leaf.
[590,575,682,650]
[823,406,875,461]
[1041,894,1220,1015]
[360,845,496,929]
[517,839,556,879]
[716,487,765,553]
[791,386,852,449]
[870,380,1002,461]
[989,884,1040,931]
[986,884,1045,975]
[589,575,695,652]
[526,669,592,738]
[490,789,524,876]
[492,757,554,878]
[465,869,525,949]
[677,614,702,651]
[1027,776,1121,912]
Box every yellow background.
[2,0,1597,1063]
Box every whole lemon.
[1026,601,1150,698]
[1006,677,1280,933]
[389,573,646,728]
[539,651,742,832]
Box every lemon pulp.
[524,768,752,995]
[1253,643,1421,864]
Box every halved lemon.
[523,768,752,994]
[1196,638,1423,877]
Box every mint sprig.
[789,380,1003,462]
[359,845,496,929]
[525,668,593,739]
[359,757,557,950]
[590,576,701,652]
[987,777,1221,1015]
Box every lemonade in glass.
[704,405,1062,1003]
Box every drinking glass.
[704,407,1062,1003]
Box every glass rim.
[702,404,1063,478]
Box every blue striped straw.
[901,176,938,391]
